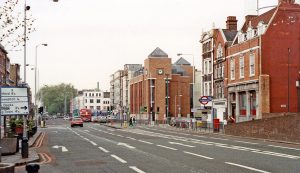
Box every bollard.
[26,163,40,173]
[21,137,29,158]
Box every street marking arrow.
[52,145,68,152]
[169,142,195,148]
[117,142,135,149]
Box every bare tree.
[0,0,35,50]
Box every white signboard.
[0,87,29,116]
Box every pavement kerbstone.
[1,130,41,166]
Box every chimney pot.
[226,16,238,31]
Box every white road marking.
[107,129,115,132]
[210,137,228,141]
[252,150,300,159]
[183,151,214,160]
[84,130,90,132]
[225,162,271,173]
[98,147,109,153]
[268,145,300,151]
[168,141,195,148]
[129,166,146,173]
[235,140,258,145]
[156,145,177,150]
[138,140,153,144]
[90,141,97,146]
[117,142,135,149]
[52,145,68,152]
[126,137,137,140]
[111,154,127,163]
[116,135,124,137]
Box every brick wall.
[225,113,300,143]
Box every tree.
[36,83,78,114]
[0,0,35,49]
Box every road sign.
[0,87,29,116]
[199,96,211,105]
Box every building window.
[208,60,212,73]
[239,92,246,116]
[221,64,224,78]
[217,43,223,59]
[89,93,91,97]
[96,93,98,97]
[97,99,100,103]
[85,99,87,103]
[204,61,208,75]
[239,56,244,78]
[96,106,101,110]
[250,54,255,76]
[85,93,87,96]
[230,58,235,80]
[209,82,212,96]
[90,99,94,103]
[90,106,94,110]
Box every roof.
[174,57,191,65]
[148,47,168,58]
[222,29,238,41]
[172,65,185,76]
[241,8,277,32]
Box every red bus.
[80,109,92,122]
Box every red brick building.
[130,47,193,122]
[227,0,300,123]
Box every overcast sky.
[4,0,286,91]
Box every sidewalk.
[103,122,300,146]
[1,131,41,166]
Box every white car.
[91,116,98,122]
[63,116,70,120]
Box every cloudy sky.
[4,0,286,91]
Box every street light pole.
[175,95,182,118]
[35,43,47,126]
[177,53,195,118]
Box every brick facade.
[130,48,193,121]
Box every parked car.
[91,116,98,122]
[63,115,70,120]
[71,117,83,127]
[98,116,107,123]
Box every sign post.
[0,87,29,159]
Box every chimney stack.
[226,16,238,31]
[278,0,295,4]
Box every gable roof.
[148,47,168,58]
[222,29,238,41]
[241,8,277,32]
[174,57,191,65]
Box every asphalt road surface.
[16,119,300,173]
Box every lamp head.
[177,53,182,56]
[42,43,48,46]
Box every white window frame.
[239,56,244,79]
[208,60,212,73]
[249,53,255,76]
[217,43,222,59]
[230,58,235,80]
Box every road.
[17,119,300,173]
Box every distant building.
[110,64,142,115]
[130,47,193,122]
[72,90,111,113]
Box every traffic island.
[0,163,15,173]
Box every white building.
[72,90,110,113]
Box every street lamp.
[177,53,195,118]
[175,94,182,118]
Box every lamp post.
[35,43,47,126]
[175,95,182,118]
[177,53,195,118]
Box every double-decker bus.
[79,108,92,122]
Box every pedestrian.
[133,116,136,126]
[129,117,133,126]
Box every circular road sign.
[199,96,210,105]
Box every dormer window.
[257,21,266,36]
[247,27,253,39]
[237,31,244,43]
[217,43,223,59]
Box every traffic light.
[38,106,44,114]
